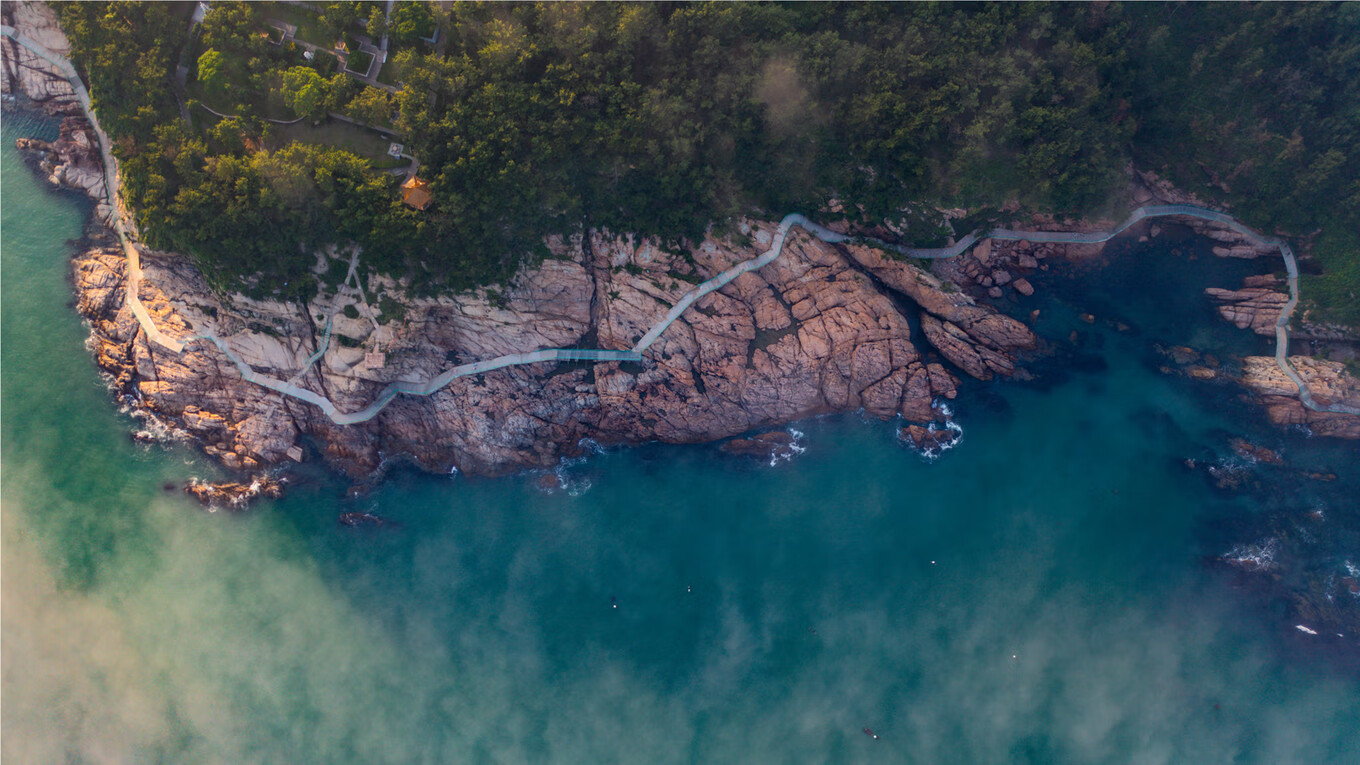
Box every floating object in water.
[1296,624,1318,635]
[863,728,878,740]
[610,595,618,609]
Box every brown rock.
[1230,438,1283,465]
[1204,285,1287,336]
[1239,356,1360,439]
[921,314,997,380]
[1012,278,1034,297]
[900,363,935,421]
[900,424,954,451]
[184,475,284,508]
[1169,346,1200,365]
[926,362,958,400]
[721,430,797,460]
[972,238,992,266]
[987,286,1003,299]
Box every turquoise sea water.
[4,112,1359,763]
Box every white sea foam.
[767,428,807,467]
[900,399,964,461]
[535,448,597,496]
[578,438,608,456]
[126,405,191,445]
[1221,538,1280,572]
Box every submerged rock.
[1230,438,1283,465]
[338,512,394,528]
[721,430,798,461]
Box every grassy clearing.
[269,118,393,162]
[1300,226,1360,328]
[376,52,407,87]
[305,47,339,74]
[345,49,373,76]
[189,70,296,121]
[259,2,333,49]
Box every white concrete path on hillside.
[4,25,1356,424]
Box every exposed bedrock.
[1205,275,1288,336]
[1238,356,1360,439]
[1,2,80,115]
[72,219,1047,477]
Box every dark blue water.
[4,112,1359,763]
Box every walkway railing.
[5,26,1356,424]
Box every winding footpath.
[5,26,1357,425]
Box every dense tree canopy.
[389,1,436,46]
[55,2,1360,315]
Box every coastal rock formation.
[1,2,79,115]
[1239,356,1360,439]
[73,218,1042,476]
[1205,275,1288,336]
[838,242,1037,380]
[720,431,799,461]
[183,475,285,508]
[13,117,108,200]
[11,1,1355,480]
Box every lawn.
[376,50,408,87]
[258,2,335,49]
[1300,225,1360,327]
[269,118,395,163]
[345,49,373,76]
[188,63,296,122]
[306,48,339,75]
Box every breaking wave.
[900,400,964,461]
[1220,537,1281,572]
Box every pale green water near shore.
[4,114,1360,763]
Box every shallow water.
[3,112,1359,763]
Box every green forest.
[55,2,1359,322]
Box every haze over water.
[4,113,1359,763]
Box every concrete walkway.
[4,25,1356,425]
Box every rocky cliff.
[1,2,78,115]
[31,121,1360,477]
[71,215,1044,476]
[1238,356,1360,439]
[7,1,1356,480]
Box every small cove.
[4,111,1360,763]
